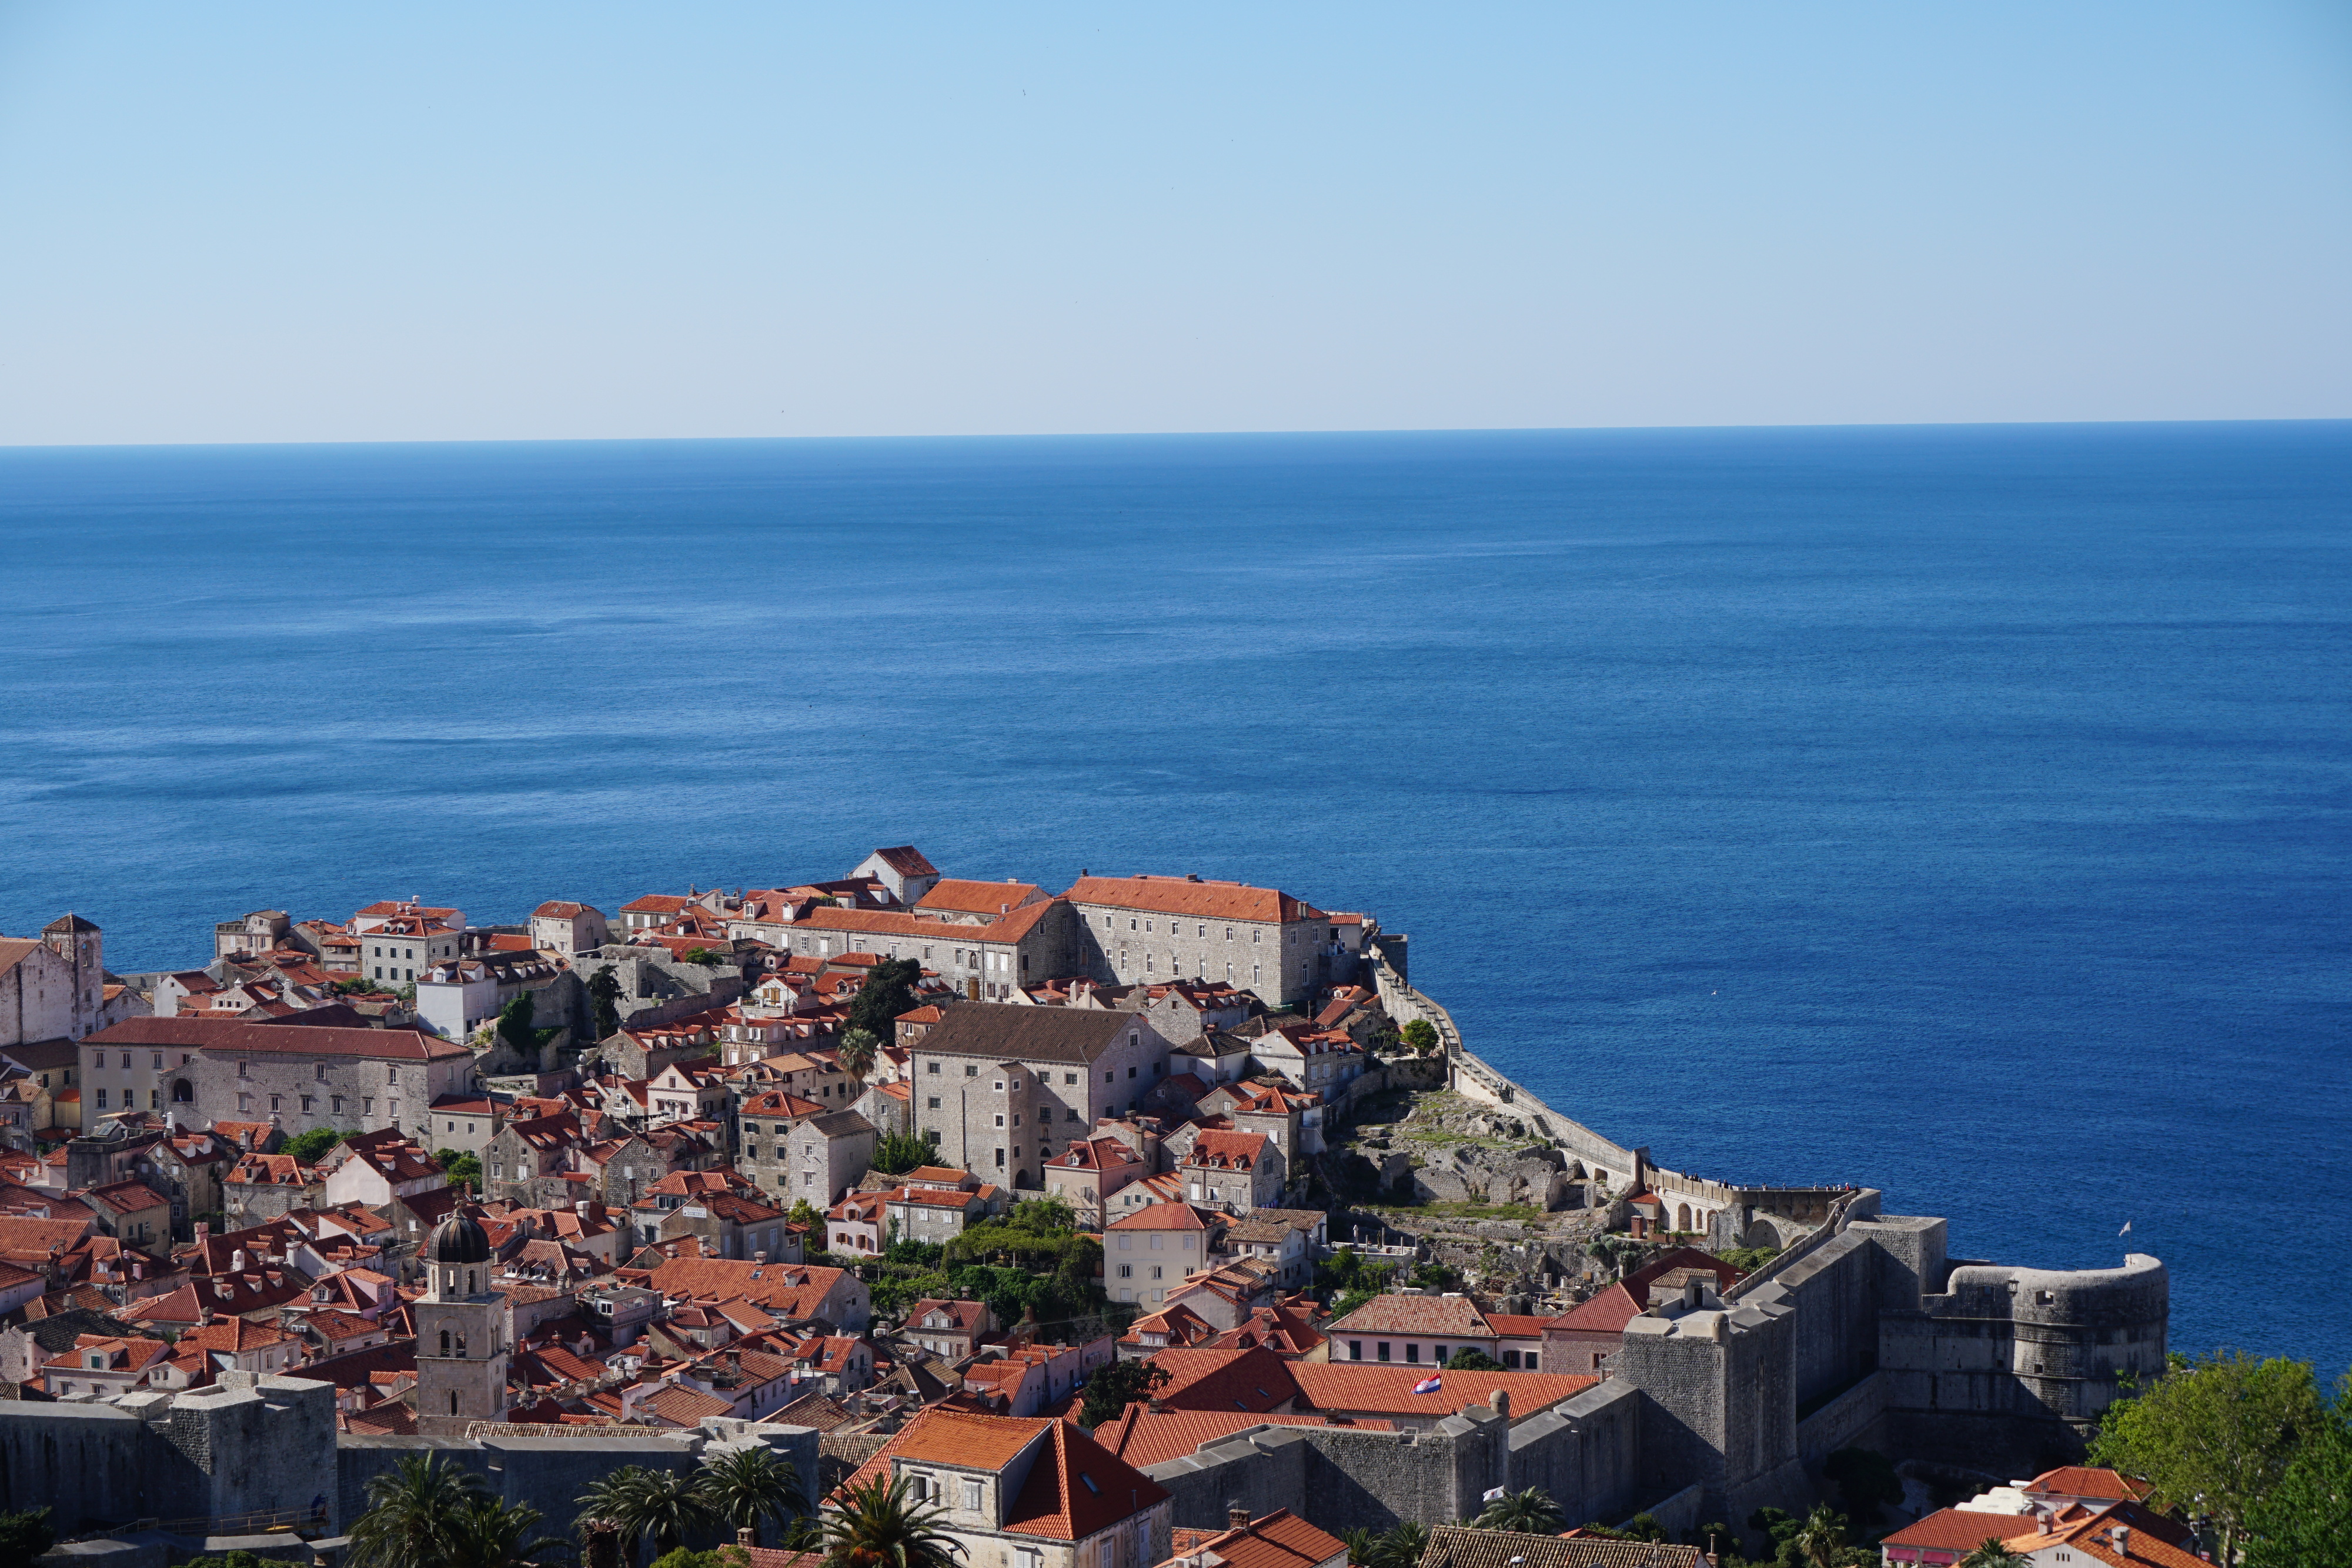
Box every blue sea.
[1,424,2345,1374]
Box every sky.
[1,2,2348,444]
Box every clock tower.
[414,1210,510,1435]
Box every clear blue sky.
[2,2,2347,443]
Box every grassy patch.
[1369,1200,1542,1223]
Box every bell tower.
[414,1211,510,1435]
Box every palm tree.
[1338,1528,1380,1567]
[576,1466,719,1562]
[699,1446,807,1547]
[447,1496,572,1568]
[836,1028,880,1081]
[349,1452,486,1568]
[1958,1542,2030,1568]
[1370,1520,1429,1568]
[1474,1489,1563,1534]
[819,1474,964,1568]
[1790,1506,1851,1568]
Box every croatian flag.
[1411,1374,1442,1395]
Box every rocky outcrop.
[1409,1142,1573,1210]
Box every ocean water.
[1,424,2344,1373]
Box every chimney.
[737,1529,756,1549]
[194,1222,210,1242]
[2111,1526,2130,1557]
[232,1248,248,1272]
[1227,1506,1250,1531]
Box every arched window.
[440,1330,451,1355]
[468,1269,478,1294]
[456,1333,467,1356]
[449,1390,459,1415]
[171,1080,194,1104]
[1677,1203,1692,1232]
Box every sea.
[1,423,2344,1375]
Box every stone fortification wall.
[1365,947,1647,1190]
[1613,1295,1809,1527]
[1144,1406,1511,1532]
[1505,1378,1645,1524]
[0,1374,338,1537]
[1877,1253,2167,1475]
[338,1423,816,1536]
[1795,1369,1887,1465]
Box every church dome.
[426,1211,492,1266]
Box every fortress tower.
[413,1210,510,1435]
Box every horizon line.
[5,414,2350,454]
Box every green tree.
[281,1125,344,1164]
[697,1446,807,1547]
[1408,1262,1463,1292]
[446,1496,570,1568]
[2244,1375,2352,1568]
[348,1452,482,1568]
[818,1473,962,1568]
[1789,1506,1850,1568]
[576,1466,719,1562]
[836,1027,880,1080]
[871,1131,932,1175]
[1715,1245,1780,1273]
[1338,1527,1379,1567]
[587,967,624,1039]
[846,959,922,1041]
[497,991,565,1055]
[1956,1542,2029,1568]
[1474,1488,1563,1533]
[1367,1023,1401,1057]
[681,948,727,969]
[1399,1019,1439,1054]
[1444,1347,1505,1372]
[1368,1521,1428,1568]
[789,1198,824,1231]
[438,1148,485,1190]
[1080,1358,1170,1426]
[2090,1348,2324,1563]
[1822,1447,1902,1527]
[0,1507,55,1567]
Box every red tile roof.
[1326,1295,1494,1339]
[1094,1405,1392,1469]
[1879,1510,2043,1551]
[1064,877,1312,925]
[1288,1363,1596,1420]
[1156,1509,1345,1568]
[2024,1467,2154,1502]
[85,1018,467,1061]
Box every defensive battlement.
[1928,1252,2170,1327]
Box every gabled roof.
[1288,1364,1595,1420]
[918,880,1045,916]
[914,1004,1144,1065]
[85,1018,467,1061]
[1325,1294,1494,1339]
[869,847,940,877]
[1544,1282,1643,1336]
[1158,1509,1345,1568]
[1879,1510,2044,1551]
[2024,1466,2154,1502]
[1146,1346,1300,1413]
[1063,876,1312,925]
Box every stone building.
[1063,875,1355,1008]
[350,901,463,985]
[80,1017,477,1142]
[785,899,1087,1002]
[1179,1130,1285,1215]
[2,913,118,1047]
[910,1004,1176,1188]
[415,950,580,1062]
[851,845,944,907]
[784,1108,877,1205]
[527,900,610,957]
[574,945,747,1045]
[413,1210,512,1434]
[1041,1135,1148,1229]
[847,1406,1172,1568]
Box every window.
[1063,1072,1077,1085]
[1118,1264,1132,1278]
[927,1061,940,1075]
[965,1064,978,1077]
[151,1052,163,1070]
[961,1481,983,1511]
[95,1088,108,1108]
[238,1061,250,1078]
[1066,1108,1081,1122]
[1406,1344,1421,1364]
[332,1096,344,1113]
[995,1149,1005,1168]
[1349,1340,1363,1361]
[1377,1342,1391,1361]
[927,1096,941,1110]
